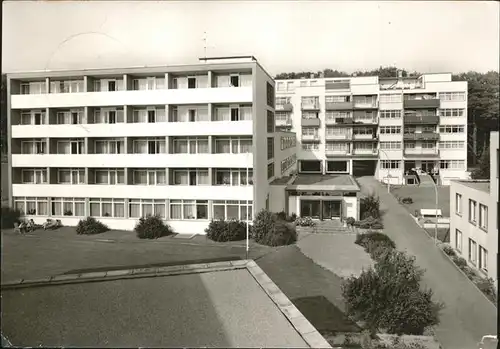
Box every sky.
[2,1,499,76]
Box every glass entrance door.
[300,200,321,219]
[322,201,342,220]
[421,161,434,173]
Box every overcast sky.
[2,1,499,75]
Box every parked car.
[478,335,497,349]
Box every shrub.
[295,216,315,227]
[354,216,384,229]
[252,209,297,246]
[1,206,21,229]
[135,215,174,239]
[356,231,396,260]
[342,249,443,335]
[440,243,457,257]
[451,255,467,268]
[76,217,109,235]
[477,278,497,303]
[205,219,247,242]
[289,213,297,222]
[345,217,356,226]
[360,194,381,219]
[274,211,296,222]
[401,197,413,204]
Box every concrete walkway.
[356,177,496,349]
[297,233,374,278]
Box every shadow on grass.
[63,256,242,275]
[292,295,361,334]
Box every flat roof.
[453,180,490,194]
[271,176,293,185]
[287,175,360,192]
[2,267,311,348]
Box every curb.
[1,260,252,290]
[434,244,497,307]
[246,260,332,348]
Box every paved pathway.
[297,232,374,278]
[356,177,497,349]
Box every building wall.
[450,181,497,286]
[275,74,468,185]
[489,131,498,289]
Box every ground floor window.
[213,200,253,221]
[14,197,49,216]
[327,161,347,172]
[51,197,86,217]
[129,199,165,218]
[300,160,321,172]
[91,198,125,218]
[468,238,477,265]
[170,199,208,220]
[381,160,401,169]
[455,229,462,252]
[478,246,488,272]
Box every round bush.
[135,215,174,239]
[76,217,109,235]
[205,219,247,242]
[252,210,275,242]
[1,206,21,229]
[260,220,297,247]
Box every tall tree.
[0,74,6,155]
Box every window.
[20,110,46,125]
[379,141,401,150]
[56,110,83,125]
[439,125,465,134]
[280,136,296,150]
[213,200,253,221]
[455,193,462,215]
[188,77,197,89]
[56,140,84,154]
[478,246,488,272]
[171,137,210,154]
[132,138,166,154]
[21,139,46,154]
[128,199,165,218]
[214,169,253,186]
[380,126,401,134]
[326,143,348,152]
[94,169,125,185]
[57,168,85,184]
[438,141,465,149]
[14,197,49,216]
[379,94,401,103]
[302,111,319,119]
[267,110,275,133]
[214,105,252,121]
[440,160,465,170]
[302,127,319,137]
[468,199,477,223]
[267,137,274,160]
[20,81,47,95]
[169,200,208,220]
[89,198,125,218]
[468,238,477,265]
[214,137,252,154]
[51,197,85,217]
[276,97,291,105]
[302,143,319,151]
[479,204,488,230]
[94,139,124,154]
[455,229,462,252]
[267,82,275,108]
[439,108,465,117]
[22,169,47,184]
[230,75,239,87]
[172,169,210,186]
[50,80,84,93]
[379,110,401,118]
[132,169,166,185]
[94,108,124,124]
[132,77,165,90]
[439,92,465,101]
[381,160,401,169]
[325,95,350,103]
[267,163,274,179]
[108,81,116,92]
[326,111,351,120]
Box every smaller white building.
[449,131,498,290]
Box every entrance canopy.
[286,174,361,193]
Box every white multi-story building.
[449,131,498,290]
[6,56,297,234]
[275,73,468,185]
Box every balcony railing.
[353,101,379,109]
[353,134,377,140]
[352,149,379,156]
[403,148,440,156]
[325,101,353,110]
[275,103,293,112]
[325,149,351,156]
[403,99,440,109]
[352,117,378,125]
[276,119,292,127]
[301,101,320,110]
[403,132,439,141]
[301,134,321,142]
[403,114,439,125]
[325,133,352,141]
[301,118,320,127]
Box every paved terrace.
[1,261,330,348]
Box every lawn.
[391,186,451,217]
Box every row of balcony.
[276,97,441,112]
[323,148,440,157]
[303,134,379,142]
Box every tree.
[1,74,6,155]
[470,145,490,179]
